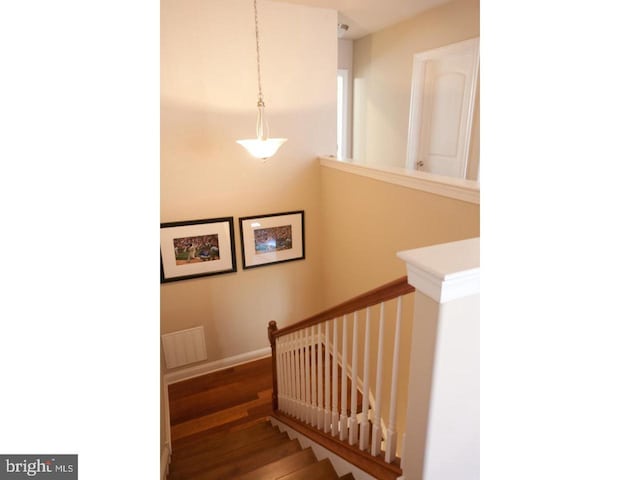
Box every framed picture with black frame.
[238,211,305,269]
[160,217,236,283]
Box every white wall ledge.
[397,237,480,303]
[319,156,479,204]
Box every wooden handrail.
[268,276,415,479]
[273,276,414,339]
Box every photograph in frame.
[239,211,305,269]
[160,217,236,283]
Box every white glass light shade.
[237,137,287,159]
[238,104,287,159]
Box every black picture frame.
[160,217,236,283]
[238,211,305,269]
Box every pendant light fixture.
[237,0,287,160]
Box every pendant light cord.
[253,0,264,107]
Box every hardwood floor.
[167,356,356,480]
[169,356,274,441]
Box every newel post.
[397,238,480,480]
[268,320,279,412]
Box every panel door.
[407,38,479,178]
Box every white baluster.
[276,337,282,408]
[290,333,296,418]
[314,324,323,430]
[340,314,349,441]
[292,333,298,416]
[301,330,307,421]
[304,327,311,423]
[331,317,339,436]
[349,311,359,445]
[385,297,403,463]
[287,334,294,414]
[316,324,324,430]
[311,324,317,427]
[324,320,331,433]
[360,307,371,451]
[295,330,302,420]
[282,337,289,411]
[301,328,307,423]
[282,335,289,413]
[371,302,385,456]
[285,334,291,415]
[282,337,288,411]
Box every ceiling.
[272,0,453,39]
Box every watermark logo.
[0,455,77,479]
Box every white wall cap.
[397,237,480,303]
[319,156,479,204]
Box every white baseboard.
[162,377,172,456]
[164,347,271,384]
[161,444,171,480]
[269,416,376,480]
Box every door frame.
[405,37,480,174]
[337,68,350,160]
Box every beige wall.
[352,0,480,169]
[319,166,479,305]
[161,0,479,373]
[161,0,337,366]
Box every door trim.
[405,37,479,174]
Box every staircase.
[165,357,357,480]
[168,419,354,480]
[163,242,481,480]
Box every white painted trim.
[320,156,479,204]
[404,263,480,304]
[162,376,172,455]
[164,347,271,384]
[406,37,480,175]
[397,238,480,303]
[269,416,376,480]
[337,69,351,160]
[161,443,171,480]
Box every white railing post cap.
[397,237,480,303]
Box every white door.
[406,38,479,178]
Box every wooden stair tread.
[172,421,281,458]
[170,431,291,476]
[276,458,339,480]
[234,447,318,480]
[168,357,272,400]
[171,404,273,442]
[170,374,274,425]
[171,389,272,440]
[166,359,359,480]
[173,418,273,451]
[183,438,304,480]
[171,430,288,472]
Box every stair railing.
[268,276,415,480]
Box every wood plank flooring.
[169,356,274,441]
[167,355,359,479]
